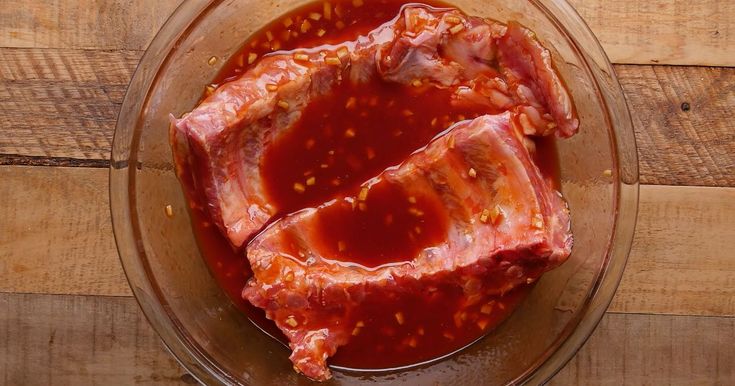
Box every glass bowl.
[110,0,638,384]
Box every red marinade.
[185,0,561,371]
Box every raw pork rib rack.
[172,4,577,381]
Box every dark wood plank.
[1,48,732,186]
[0,48,138,161]
[1,292,732,385]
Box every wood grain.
[2,165,734,317]
[569,0,735,66]
[0,293,190,386]
[0,166,127,297]
[0,292,732,385]
[1,1,731,384]
[1,0,732,66]
[552,312,735,385]
[0,0,182,51]
[1,47,733,186]
[610,185,735,317]
[0,48,138,161]
[616,65,735,187]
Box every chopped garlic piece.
[532,213,544,229]
[345,96,357,109]
[325,56,341,66]
[300,20,312,33]
[447,135,456,149]
[395,312,405,325]
[293,53,310,62]
[445,16,461,24]
[285,316,298,327]
[323,2,332,20]
[480,208,490,223]
[449,23,465,34]
[408,207,424,217]
[490,205,503,224]
[358,187,369,201]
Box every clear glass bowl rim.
[109,0,640,384]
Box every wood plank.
[0,48,138,160]
[611,185,735,317]
[551,312,735,385]
[1,0,732,66]
[2,166,734,317]
[569,0,735,66]
[0,0,182,51]
[0,292,732,385]
[616,65,735,187]
[0,293,189,386]
[1,48,733,186]
[0,166,128,297]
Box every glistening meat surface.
[171,5,578,248]
[243,113,572,381]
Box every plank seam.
[0,154,109,168]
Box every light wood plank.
[0,0,182,51]
[1,166,734,317]
[0,292,732,385]
[569,0,734,66]
[551,312,735,385]
[1,0,732,66]
[0,166,128,297]
[2,48,733,186]
[611,185,735,316]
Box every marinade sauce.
[186,0,561,371]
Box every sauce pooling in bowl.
[179,0,565,374]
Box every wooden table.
[1,1,733,384]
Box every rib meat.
[171,5,578,248]
[243,112,572,380]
